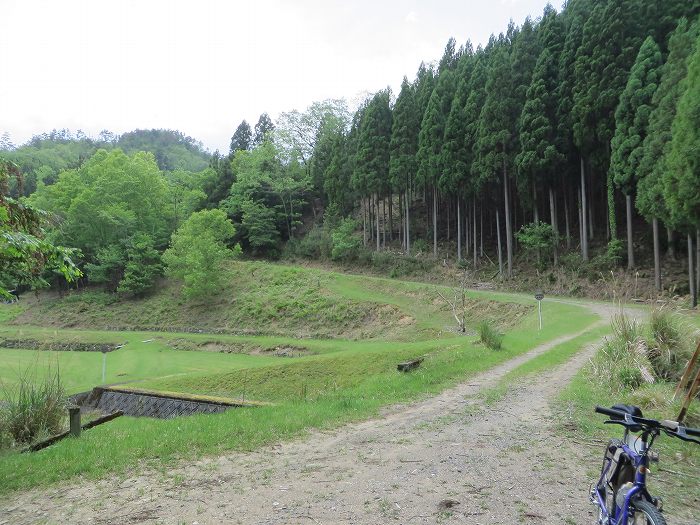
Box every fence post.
[69,406,81,438]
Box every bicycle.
[591,404,700,525]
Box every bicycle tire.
[631,499,667,525]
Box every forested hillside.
[3,0,700,306]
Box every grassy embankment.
[0,262,598,496]
[558,310,700,518]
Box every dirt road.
[6,303,691,525]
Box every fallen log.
[397,357,424,372]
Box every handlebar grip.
[595,406,626,418]
[685,426,700,438]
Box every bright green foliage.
[229,120,252,155]
[166,168,212,228]
[610,37,663,195]
[117,233,163,296]
[352,89,392,196]
[331,218,362,261]
[30,149,171,258]
[665,32,700,230]
[252,113,274,148]
[389,77,420,194]
[637,19,700,221]
[85,244,126,291]
[515,221,557,258]
[224,141,310,248]
[116,129,209,172]
[239,199,280,254]
[0,161,81,297]
[163,209,241,299]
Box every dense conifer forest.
[3,0,700,304]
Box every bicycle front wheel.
[631,499,667,525]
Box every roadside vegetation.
[560,308,700,516]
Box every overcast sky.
[1,0,556,152]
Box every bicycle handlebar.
[595,406,700,445]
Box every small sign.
[535,291,544,301]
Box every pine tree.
[609,36,663,269]
[229,120,252,155]
[252,113,274,147]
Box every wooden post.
[678,367,700,424]
[69,407,81,438]
[674,341,700,400]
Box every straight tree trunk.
[433,185,438,258]
[564,192,571,250]
[388,191,393,242]
[589,185,595,240]
[689,233,697,308]
[376,194,380,252]
[533,185,539,223]
[581,157,589,261]
[405,189,410,254]
[503,160,513,278]
[480,207,484,257]
[363,196,367,246]
[667,227,675,260]
[496,208,503,278]
[473,197,477,268]
[652,217,661,292]
[696,230,699,299]
[549,187,558,266]
[578,189,583,251]
[626,193,634,269]
[466,200,470,256]
[447,198,450,242]
[457,199,462,262]
[398,192,403,249]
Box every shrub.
[286,226,333,260]
[0,365,66,447]
[515,221,556,258]
[478,320,503,350]
[370,252,435,278]
[411,238,429,255]
[331,218,362,261]
[646,308,695,381]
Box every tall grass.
[478,320,503,350]
[592,308,697,393]
[0,362,66,448]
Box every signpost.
[534,291,544,330]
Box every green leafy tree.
[609,36,663,268]
[0,160,81,297]
[331,218,362,261]
[239,199,280,254]
[163,209,241,300]
[117,233,162,296]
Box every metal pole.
[538,300,542,330]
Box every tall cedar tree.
[637,18,699,224]
[389,77,420,253]
[229,120,252,156]
[416,46,457,256]
[609,36,663,269]
[352,89,392,250]
[665,31,700,306]
[252,113,274,147]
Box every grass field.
[0,262,600,495]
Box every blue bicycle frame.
[593,431,653,525]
